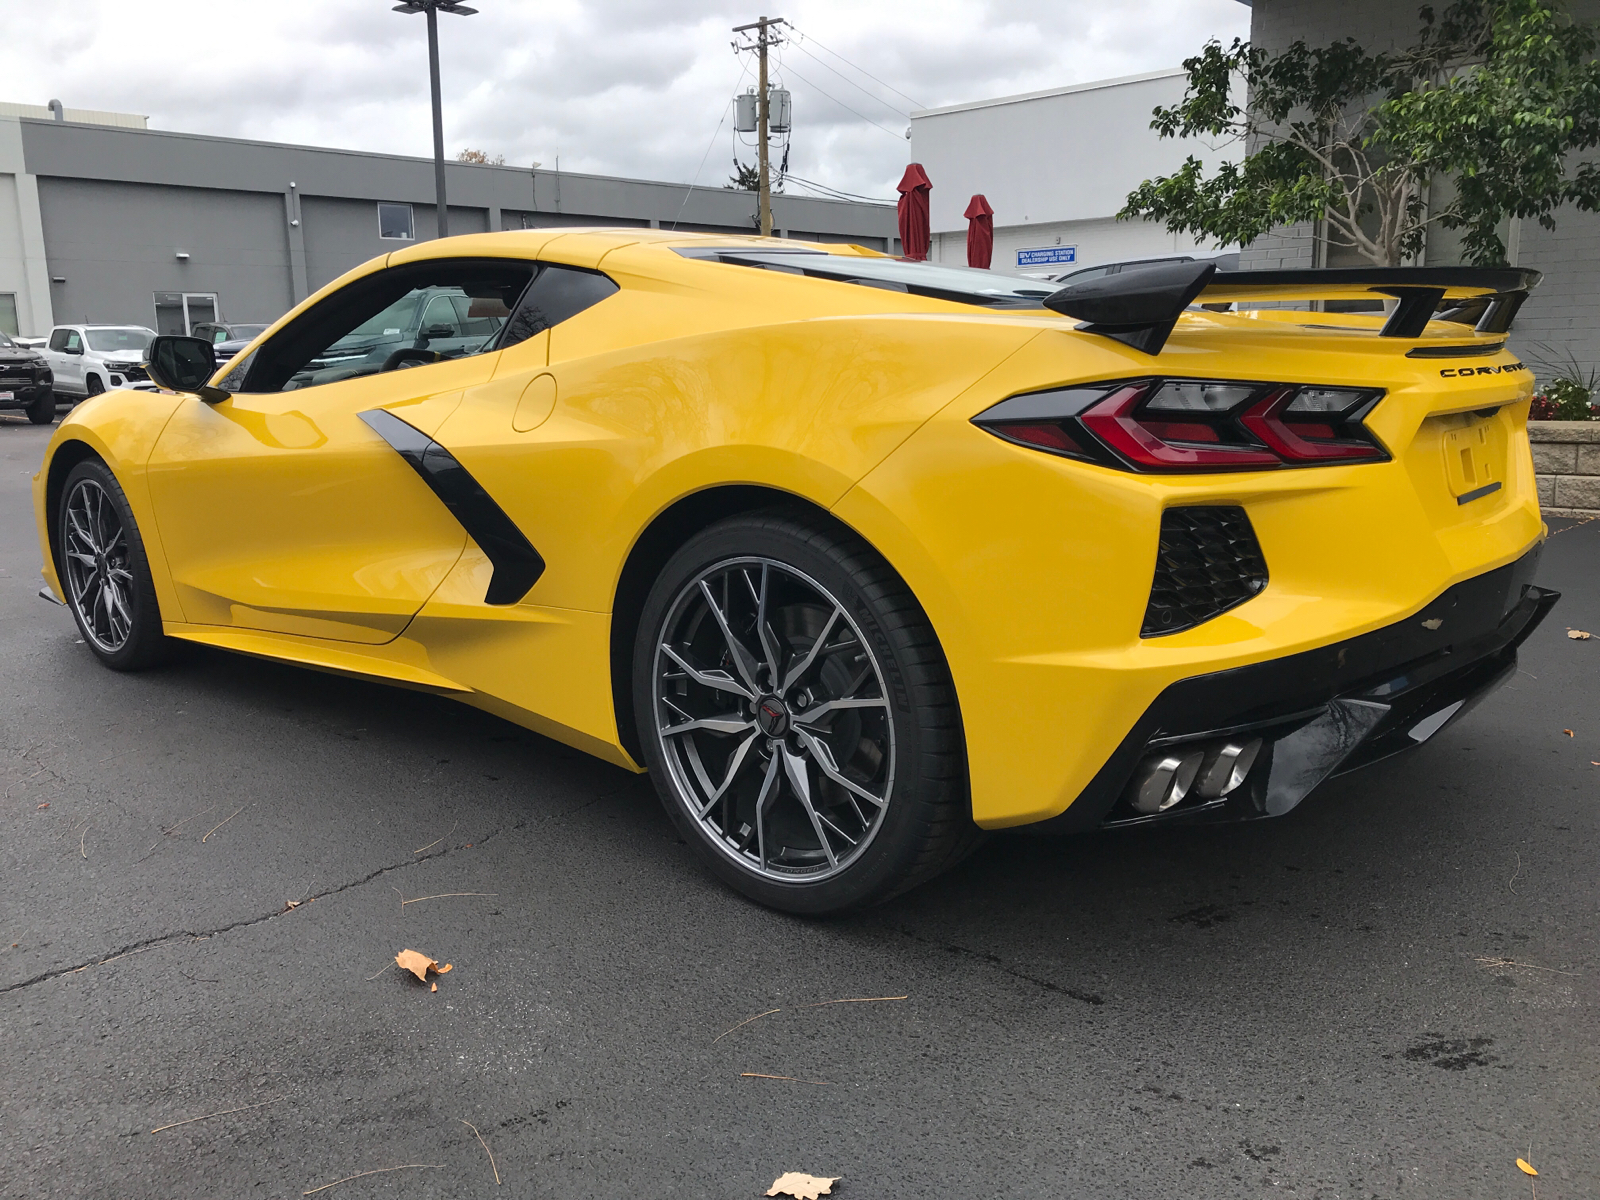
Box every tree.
[456,148,505,166]
[1120,0,1600,266]
[725,159,761,191]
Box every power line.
[783,173,894,205]
[786,25,926,111]
[780,63,907,142]
[783,38,911,120]
[670,95,735,231]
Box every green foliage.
[1528,343,1600,418]
[726,160,761,191]
[1121,1,1600,266]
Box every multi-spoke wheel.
[57,459,173,670]
[634,512,978,914]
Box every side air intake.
[1142,506,1268,637]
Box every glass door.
[154,292,222,336]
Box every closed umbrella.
[896,163,931,261]
[964,193,994,269]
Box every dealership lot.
[2,417,1597,1198]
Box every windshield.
[679,248,1058,308]
[0,330,13,348]
[229,324,270,340]
[85,328,154,353]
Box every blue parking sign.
[1017,246,1077,267]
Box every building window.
[378,203,415,240]
[0,293,17,337]
[154,292,221,336]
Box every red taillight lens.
[992,421,1090,455]
[1239,387,1387,462]
[973,378,1388,473]
[1080,383,1280,469]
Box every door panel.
[147,355,496,643]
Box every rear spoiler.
[1044,262,1542,355]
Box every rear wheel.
[25,388,56,425]
[58,459,174,670]
[633,512,977,914]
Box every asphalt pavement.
[2,413,1597,1199]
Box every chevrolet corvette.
[31,229,1558,913]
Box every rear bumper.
[1041,544,1557,831]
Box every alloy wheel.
[651,556,895,882]
[62,478,135,654]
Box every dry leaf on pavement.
[766,1172,840,1198]
[1517,1157,1538,1176]
[395,949,448,983]
[1568,629,1592,639]
[1563,729,1575,737]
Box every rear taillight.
[973,377,1387,472]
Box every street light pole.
[394,1,479,241]
[426,6,448,238]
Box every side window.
[48,329,68,351]
[498,264,619,350]
[64,330,83,353]
[237,260,534,394]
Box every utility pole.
[394,1,479,239]
[733,16,785,237]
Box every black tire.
[57,459,174,671]
[84,375,105,397]
[26,388,56,425]
[632,511,979,915]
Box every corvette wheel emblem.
[755,696,791,738]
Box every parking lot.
[2,413,1597,1198]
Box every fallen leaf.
[283,900,300,911]
[766,1172,840,1199]
[1563,729,1575,737]
[438,963,453,974]
[395,949,442,983]
[431,982,437,992]
[1568,629,1592,639]
[36,803,48,810]
[1517,1158,1538,1176]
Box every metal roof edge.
[909,68,1187,120]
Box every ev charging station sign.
[1016,246,1077,268]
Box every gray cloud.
[4,0,1249,198]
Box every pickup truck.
[39,324,159,398]
[0,328,55,423]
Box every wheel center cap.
[754,695,790,738]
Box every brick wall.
[1531,421,1600,515]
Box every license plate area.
[1441,413,1507,505]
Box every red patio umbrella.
[964,193,994,268]
[896,163,931,261]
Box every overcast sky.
[5,0,1250,201]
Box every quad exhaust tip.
[1126,737,1263,815]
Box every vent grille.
[1143,506,1268,637]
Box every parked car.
[193,321,272,367]
[0,328,55,424]
[30,233,1556,914]
[1047,251,1241,285]
[40,325,159,397]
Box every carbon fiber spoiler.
[1044,262,1542,355]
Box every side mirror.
[144,335,229,403]
[421,323,457,340]
[66,343,84,356]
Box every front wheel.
[633,512,977,915]
[57,459,174,670]
[26,388,56,425]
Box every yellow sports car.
[31,229,1558,913]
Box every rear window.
[676,248,1056,309]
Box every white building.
[908,69,1241,275]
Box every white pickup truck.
[39,324,160,398]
